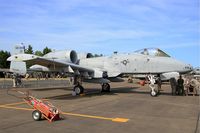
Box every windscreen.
[134,48,170,57]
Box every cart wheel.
[32,110,42,121]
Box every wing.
[25,57,94,74]
[7,54,116,78]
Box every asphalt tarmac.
[0,80,199,133]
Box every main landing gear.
[73,84,84,95]
[72,75,111,95]
[73,83,111,95]
[101,83,111,92]
[72,74,84,95]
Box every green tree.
[25,45,33,54]
[0,50,11,68]
[43,47,52,55]
[35,50,43,56]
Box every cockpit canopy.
[134,48,170,57]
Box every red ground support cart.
[24,96,61,122]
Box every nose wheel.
[150,90,158,97]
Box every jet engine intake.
[86,53,93,58]
[70,50,78,63]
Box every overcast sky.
[0,0,199,67]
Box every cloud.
[0,0,199,66]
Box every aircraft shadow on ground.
[30,87,73,91]
[42,86,172,100]
[43,87,136,100]
[111,87,172,96]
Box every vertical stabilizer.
[12,44,25,55]
[10,61,27,75]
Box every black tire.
[102,83,111,92]
[150,90,157,97]
[32,110,42,121]
[73,85,84,95]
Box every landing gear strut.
[147,75,158,97]
[101,83,110,92]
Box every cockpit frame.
[134,48,170,57]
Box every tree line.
[24,45,52,56]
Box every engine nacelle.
[43,50,78,64]
[78,53,93,60]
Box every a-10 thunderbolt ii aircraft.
[7,48,193,96]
